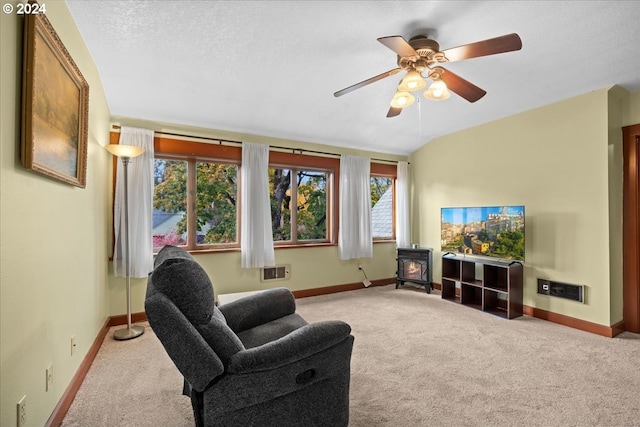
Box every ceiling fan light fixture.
[390,91,415,108]
[424,79,450,100]
[398,69,426,92]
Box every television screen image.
[441,205,525,262]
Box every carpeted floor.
[61,284,640,427]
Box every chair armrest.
[227,320,352,374]
[219,287,296,333]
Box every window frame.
[152,155,241,252]
[370,162,397,242]
[268,150,338,247]
[149,136,244,252]
[269,164,333,246]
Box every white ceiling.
[66,1,640,156]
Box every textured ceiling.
[66,1,640,155]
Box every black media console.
[441,253,523,319]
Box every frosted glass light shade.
[390,91,415,108]
[105,144,145,158]
[398,70,426,92]
[424,79,450,100]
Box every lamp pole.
[106,144,145,341]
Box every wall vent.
[261,264,291,282]
[537,279,584,303]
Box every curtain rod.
[111,125,404,164]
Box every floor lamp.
[106,143,146,341]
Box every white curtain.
[113,127,155,278]
[240,142,275,268]
[396,161,411,248]
[339,154,372,260]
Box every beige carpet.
[61,285,640,427]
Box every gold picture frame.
[21,3,89,188]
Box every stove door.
[398,258,428,282]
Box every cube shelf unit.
[441,254,523,319]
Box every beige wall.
[410,87,638,327]
[111,243,400,316]
[626,90,640,125]
[606,86,627,327]
[0,3,111,426]
[107,117,404,315]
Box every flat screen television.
[441,205,525,262]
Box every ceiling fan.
[334,32,522,117]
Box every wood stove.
[396,247,433,293]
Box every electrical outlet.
[71,335,76,356]
[46,364,53,391]
[17,395,26,427]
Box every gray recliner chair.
[145,245,354,427]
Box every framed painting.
[21,3,89,188]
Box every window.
[370,162,397,241]
[148,136,338,252]
[195,161,238,244]
[270,167,329,243]
[153,159,187,248]
[152,157,238,252]
[116,132,399,252]
[371,176,394,239]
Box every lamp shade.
[424,79,450,101]
[105,144,145,158]
[398,69,426,92]
[390,91,415,108]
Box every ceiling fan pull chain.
[417,96,423,142]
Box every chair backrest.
[145,246,245,392]
[153,244,196,268]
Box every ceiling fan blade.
[334,68,402,97]
[440,69,487,103]
[441,33,522,63]
[387,106,402,118]
[377,36,419,58]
